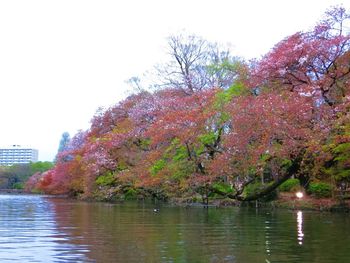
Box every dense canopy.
[27,7,350,203]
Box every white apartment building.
[0,145,38,166]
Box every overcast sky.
[0,0,349,161]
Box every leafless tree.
[155,33,241,95]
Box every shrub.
[308,182,333,198]
[124,188,138,200]
[95,172,116,187]
[212,182,233,194]
[279,178,300,192]
[243,182,278,201]
[150,159,166,176]
[13,182,24,190]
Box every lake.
[0,194,349,262]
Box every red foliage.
[252,6,350,106]
[26,7,350,201]
[145,88,218,145]
[207,91,315,183]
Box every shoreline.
[0,189,28,194]
[166,192,350,212]
[2,190,349,212]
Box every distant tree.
[55,132,71,162]
[57,132,71,153]
[0,161,53,189]
[30,161,54,173]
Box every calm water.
[0,195,349,263]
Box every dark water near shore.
[0,195,349,262]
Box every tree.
[58,132,71,152]
[0,162,53,189]
[252,6,350,106]
[208,90,315,200]
[141,88,220,202]
[250,6,350,195]
[27,6,350,203]
[55,132,71,162]
[302,106,350,193]
[36,131,88,195]
[155,33,242,94]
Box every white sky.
[0,0,348,161]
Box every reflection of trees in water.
[49,199,350,263]
[0,195,92,262]
[49,200,240,262]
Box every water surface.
[0,194,349,262]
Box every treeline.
[26,7,350,202]
[0,161,53,190]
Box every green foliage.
[150,159,166,176]
[199,132,216,145]
[165,139,187,161]
[124,188,138,200]
[333,142,350,154]
[30,161,54,173]
[96,172,116,187]
[243,182,262,197]
[172,145,187,161]
[260,153,271,162]
[215,83,246,107]
[281,159,293,170]
[213,83,247,124]
[207,58,239,75]
[12,182,24,189]
[0,161,53,189]
[329,142,350,181]
[212,182,233,194]
[321,117,350,182]
[116,161,128,171]
[170,145,194,180]
[139,138,151,149]
[170,161,193,180]
[227,82,247,97]
[151,139,194,181]
[194,144,205,156]
[308,182,333,198]
[278,178,300,192]
[243,182,278,201]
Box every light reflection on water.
[297,211,304,245]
